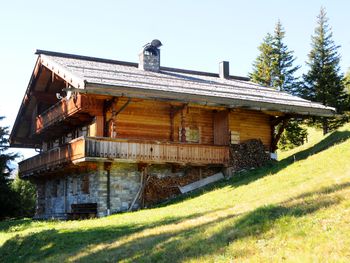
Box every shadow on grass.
[0,207,230,263]
[231,130,350,187]
[1,181,349,263]
[0,218,34,232]
[159,130,350,208]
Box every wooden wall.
[229,109,271,148]
[178,106,214,145]
[106,98,215,144]
[109,98,171,141]
[104,97,271,148]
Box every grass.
[1,124,350,262]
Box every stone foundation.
[33,162,222,219]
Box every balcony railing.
[19,137,230,177]
[34,94,103,134]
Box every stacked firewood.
[229,139,270,172]
[143,167,220,206]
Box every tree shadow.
[156,130,350,208]
[224,130,350,189]
[0,207,229,263]
[0,218,35,232]
[75,181,349,262]
[1,181,348,262]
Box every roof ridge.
[35,49,250,81]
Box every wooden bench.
[67,203,97,220]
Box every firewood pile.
[144,167,221,206]
[229,139,270,172]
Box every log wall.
[229,109,271,148]
[107,99,215,145]
[109,98,171,141]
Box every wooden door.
[213,110,229,145]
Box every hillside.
[1,124,350,262]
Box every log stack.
[144,167,221,206]
[229,139,270,172]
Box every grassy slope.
[1,124,350,262]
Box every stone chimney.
[139,39,162,72]
[219,61,229,79]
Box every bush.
[11,176,36,218]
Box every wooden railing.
[35,94,103,134]
[85,137,229,164]
[19,137,229,177]
[19,138,85,176]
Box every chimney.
[139,39,162,72]
[219,61,229,79]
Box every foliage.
[278,120,308,150]
[301,8,348,134]
[250,33,274,87]
[344,69,350,109]
[11,176,36,218]
[1,124,350,262]
[345,69,350,95]
[250,21,300,93]
[250,21,306,150]
[0,116,19,219]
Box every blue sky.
[1,0,349,159]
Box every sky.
[0,0,349,160]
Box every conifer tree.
[0,116,19,218]
[271,21,300,93]
[345,69,350,95]
[250,33,274,87]
[301,8,348,134]
[250,21,300,93]
[250,21,306,150]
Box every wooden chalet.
[10,40,335,219]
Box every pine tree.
[250,33,274,87]
[250,21,306,150]
[250,21,300,93]
[301,8,348,134]
[344,69,350,113]
[345,69,350,95]
[271,21,300,93]
[0,116,19,219]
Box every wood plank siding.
[19,137,229,177]
[229,109,271,147]
[107,99,215,145]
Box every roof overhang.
[10,54,85,148]
[78,83,335,117]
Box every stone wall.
[34,163,142,219]
[33,162,221,219]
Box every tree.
[250,33,274,87]
[345,69,350,94]
[0,116,19,219]
[278,120,308,150]
[301,8,348,135]
[11,175,36,217]
[250,21,300,93]
[250,21,306,150]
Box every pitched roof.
[36,50,335,117]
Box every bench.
[67,203,97,220]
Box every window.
[72,178,78,195]
[82,175,90,194]
[179,127,200,143]
[51,180,59,197]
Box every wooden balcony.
[33,94,103,136]
[19,137,230,177]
